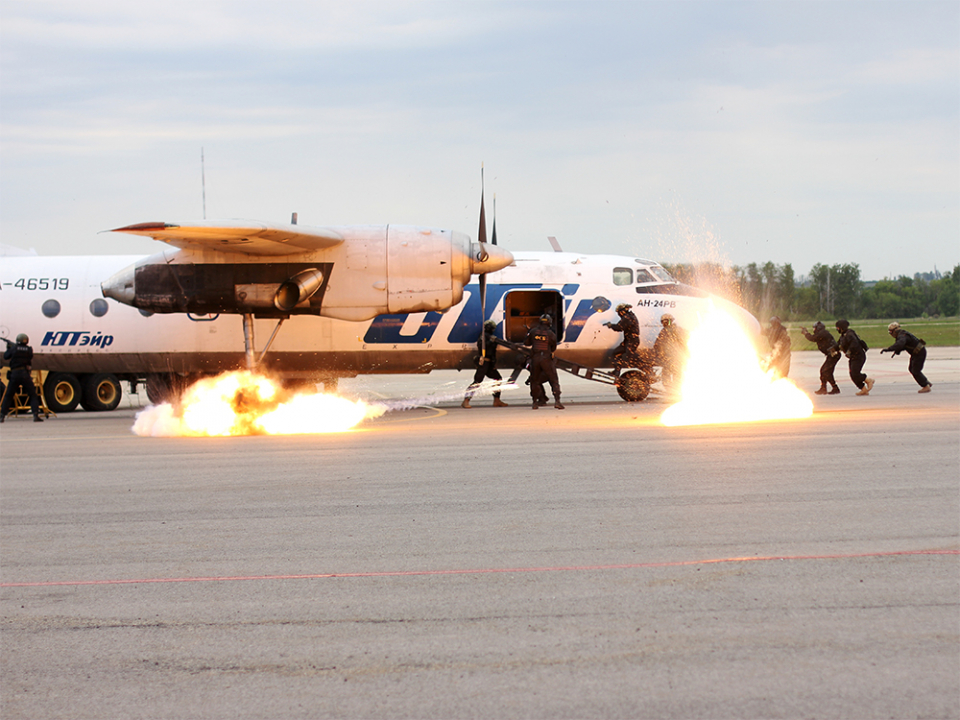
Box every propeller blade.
[477,165,487,246]
[491,194,497,246]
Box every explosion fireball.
[133,371,385,437]
[660,305,813,427]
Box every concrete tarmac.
[2,349,958,719]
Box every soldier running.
[800,321,841,394]
[761,316,791,379]
[461,320,509,408]
[880,322,932,393]
[836,319,875,396]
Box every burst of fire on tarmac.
[132,371,386,437]
[660,305,813,427]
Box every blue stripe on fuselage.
[363,284,588,345]
[363,312,443,344]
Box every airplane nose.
[101,263,136,305]
[470,242,514,275]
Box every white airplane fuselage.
[1,249,758,408]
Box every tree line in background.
[662,262,960,321]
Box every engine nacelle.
[101,225,513,321]
[274,268,325,312]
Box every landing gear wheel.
[80,373,122,411]
[616,370,650,402]
[44,372,82,413]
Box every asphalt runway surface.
[2,349,958,719]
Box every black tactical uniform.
[801,321,841,394]
[836,320,873,395]
[761,317,791,379]
[524,317,563,409]
[462,322,508,408]
[1,335,42,422]
[653,315,688,387]
[881,325,930,391]
[605,304,641,377]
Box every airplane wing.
[108,221,345,257]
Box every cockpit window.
[650,266,674,283]
[635,269,655,284]
[613,268,633,286]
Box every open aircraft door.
[503,289,564,342]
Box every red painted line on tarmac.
[2,549,956,589]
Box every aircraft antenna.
[201,148,207,219]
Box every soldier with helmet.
[880,321,931,393]
[524,314,563,409]
[603,302,641,377]
[461,320,509,408]
[1,333,43,422]
[836,319,874,396]
[653,313,688,388]
[800,321,841,394]
[761,316,791,379]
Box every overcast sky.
[1,0,957,281]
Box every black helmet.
[483,320,496,331]
[616,303,631,313]
[813,321,824,331]
[769,316,781,326]
[16,333,28,344]
[661,313,674,326]
[539,314,552,325]
[835,319,849,332]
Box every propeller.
[477,167,488,359]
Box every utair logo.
[42,331,115,348]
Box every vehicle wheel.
[44,372,82,413]
[616,369,650,402]
[79,373,122,411]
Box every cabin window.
[41,299,61,318]
[635,269,655,284]
[613,268,633,286]
[89,299,109,317]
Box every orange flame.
[133,371,384,437]
[661,305,813,427]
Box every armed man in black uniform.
[836,319,874,396]
[800,321,841,394]
[881,321,932,393]
[462,320,509,408]
[1,333,43,422]
[524,314,563,410]
[653,313,688,388]
[604,303,641,378]
[761,316,791,379]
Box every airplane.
[0,221,758,413]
